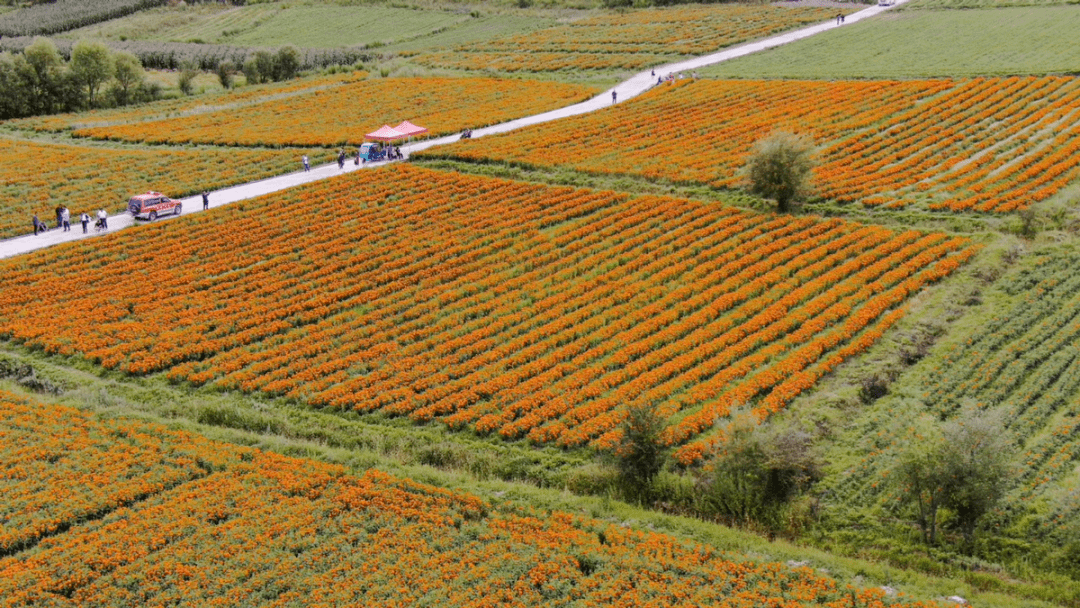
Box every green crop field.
[64,3,474,49]
[904,0,1078,7]
[702,6,1080,79]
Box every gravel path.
[0,0,905,260]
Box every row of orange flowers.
[408,4,848,72]
[419,76,1080,213]
[70,78,599,147]
[0,165,972,460]
[0,391,945,607]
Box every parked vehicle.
[358,143,387,163]
[128,192,182,220]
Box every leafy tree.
[241,56,262,85]
[0,52,31,119]
[177,60,198,95]
[612,401,668,502]
[745,131,816,213]
[21,37,64,113]
[71,40,113,107]
[111,50,144,105]
[896,407,1013,549]
[697,411,822,532]
[253,50,275,84]
[215,60,234,90]
[273,45,301,81]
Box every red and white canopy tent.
[392,120,428,138]
[365,125,406,141]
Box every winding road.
[0,0,906,260]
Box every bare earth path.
[0,0,906,260]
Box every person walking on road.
[54,204,63,230]
[337,149,345,169]
[302,155,310,172]
[61,207,70,232]
[97,208,108,230]
[202,191,209,210]
[32,214,43,235]
[81,212,90,233]
[612,90,617,104]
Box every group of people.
[653,70,696,86]
[32,205,107,236]
[835,13,846,24]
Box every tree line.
[0,38,157,119]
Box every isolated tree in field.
[71,40,113,107]
[613,401,669,502]
[896,407,1013,548]
[745,131,816,213]
[111,51,143,106]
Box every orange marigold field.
[0,166,973,463]
[420,76,1080,213]
[13,71,368,134]
[0,138,325,240]
[408,4,850,73]
[69,78,599,147]
[0,391,944,608]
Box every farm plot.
[420,77,1080,213]
[70,77,600,147]
[64,3,472,49]
[702,6,1080,79]
[14,71,366,134]
[827,245,1080,546]
[0,165,973,463]
[0,138,322,240]
[408,4,848,73]
[0,392,941,608]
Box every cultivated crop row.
[70,77,599,147]
[422,76,1080,213]
[408,4,847,72]
[0,0,167,37]
[0,392,940,607]
[0,166,972,463]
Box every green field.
[904,0,1079,8]
[702,6,1080,79]
[64,3,476,49]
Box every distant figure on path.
[836,13,841,24]
[97,208,107,230]
[612,90,617,104]
[841,14,845,23]
[337,149,345,169]
[32,214,43,235]
[202,191,209,210]
[61,206,70,232]
[81,212,90,233]
[302,155,310,171]
[54,204,63,230]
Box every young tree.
[216,60,234,90]
[70,40,113,107]
[253,50,275,84]
[273,45,301,81]
[177,61,198,95]
[111,51,144,106]
[745,131,816,213]
[0,52,30,119]
[241,57,261,85]
[612,401,669,502]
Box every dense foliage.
[0,36,372,71]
